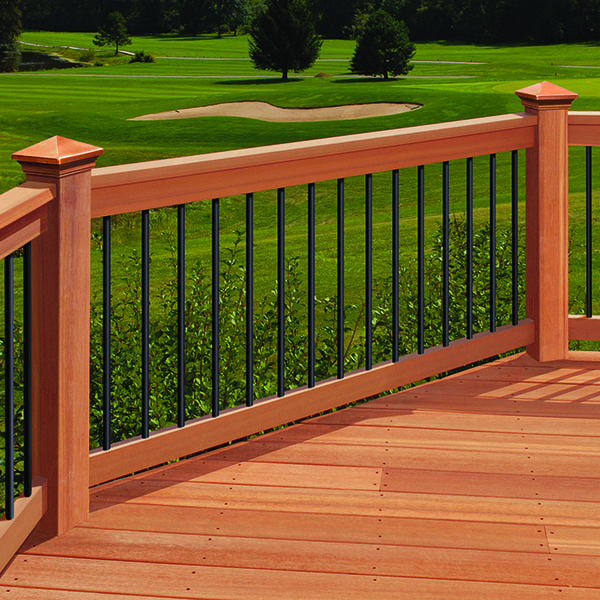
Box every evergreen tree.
[0,0,22,51]
[350,10,415,80]
[93,12,132,55]
[248,0,322,81]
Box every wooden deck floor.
[2,352,600,599]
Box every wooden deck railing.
[2,81,599,571]
[568,111,600,341]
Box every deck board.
[2,353,600,598]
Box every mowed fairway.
[3,35,600,312]
[4,34,600,193]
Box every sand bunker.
[130,101,422,123]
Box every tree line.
[15,0,600,42]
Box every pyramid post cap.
[12,136,103,166]
[516,81,578,103]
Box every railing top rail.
[569,111,600,146]
[90,112,536,218]
[0,181,55,260]
[0,181,54,231]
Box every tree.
[0,0,22,51]
[311,0,364,38]
[93,12,132,55]
[248,0,322,81]
[213,0,248,37]
[350,10,415,80]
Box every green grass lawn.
[3,34,600,298]
[3,35,600,308]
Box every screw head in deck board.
[516,82,578,110]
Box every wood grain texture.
[0,477,46,574]
[569,315,600,340]
[0,205,47,261]
[79,504,549,552]
[3,356,600,597]
[517,84,576,361]
[0,181,53,230]
[15,139,101,536]
[568,111,600,146]
[3,554,598,599]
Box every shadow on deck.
[2,352,600,599]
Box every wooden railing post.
[516,82,577,362]
[12,136,103,535]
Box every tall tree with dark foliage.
[249,0,322,80]
[351,10,415,80]
[0,0,22,51]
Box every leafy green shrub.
[129,51,155,63]
[78,49,96,63]
[0,323,27,520]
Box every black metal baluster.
[141,210,150,438]
[246,193,254,406]
[212,198,220,417]
[177,205,185,427]
[392,170,399,362]
[103,216,111,449]
[23,243,32,497]
[308,184,316,388]
[443,162,450,347]
[4,253,14,519]
[337,179,345,379]
[277,188,285,397]
[490,154,497,332]
[418,165,425,355]
[512,150,519,326]
[466,158,474,340]
[365,174,373,370]
[587,146,593,318]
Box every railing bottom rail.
[0,477,46,573]
[89,319,534,487]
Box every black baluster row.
[3,244,33,520]
[466,157,474,340]
[4,253,14,519]
[98,152,523,446]
[416,154,518,350]
[418,165,425,354]
[442,161,450,347]
[277,189,285,398]
[102,217,111,450]
[512,151,519,326]
[587,146,593,318]
[490,154,497,333]
[365,174,373,370]
[212,198,220,417]
[246,193,254,406]
[141,210,150,437]
[392,170,400,362]
[337,179,345,379]
[177,205,186,426]
[23,244,32,498]
[308,184,316,388]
